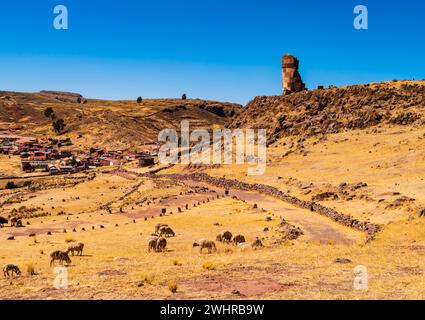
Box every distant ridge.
[40,90,83,98]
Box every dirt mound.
[228,81,425,144]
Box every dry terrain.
[1,81,425,300]
[0,90,241,150]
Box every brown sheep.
[154,223,168,234]
[251,237,263,249]
[193,239,217,254]
[156,238,167,252]
[216,230,233,243]
[148,237,158,252]
[11,218,23,228]
[50,250,72,267]
[66,242,84,256]
[233,234,246,245]
[159,226,175,237]
[0,217,8,227]
[3,264,21,278]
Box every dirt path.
[182,180,363,245]
[1,175,363,244]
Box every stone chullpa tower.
[282,54,306,95]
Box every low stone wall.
[152,172,381,242]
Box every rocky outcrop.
[228,82,425,144]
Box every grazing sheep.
[3,264,21,278]
[67,242,84,256]
[0,217,8,227]
[193,239,217,254]
[159,226,175,237]
[50,250,72,267]
[10,218,23,228]
[251,237,264,249]
[156,238,167,252]
[216,230,233,243]
[154,223,168,234]
[148,237,158,252]
[233,234,246,245]
[15,220,23,227]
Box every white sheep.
[193,239,217,254]
[66,242,84,256]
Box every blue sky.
[0,0,424,104]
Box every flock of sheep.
[2,205,266,279]
[148,223,264,254]
[3,241,84,279]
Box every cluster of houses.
[0,132,159,175]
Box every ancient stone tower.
[282,54,306,95]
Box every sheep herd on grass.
[2,241,85,278]
[2,205,266,279]
[216,230,263,249]
[148,222,264,255]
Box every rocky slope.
[228,81,425,144]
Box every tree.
[182,94,187,100]
[137,97,143,104]
[69,156,77,166]
[44,107,55,118]
[52,118,66,134]
[77,97,82,103]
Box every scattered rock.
[312,192,339,202]
[334,258,352,264]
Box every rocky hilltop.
[228,81,425,144]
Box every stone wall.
[154,172,381,242]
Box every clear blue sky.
[0,0,424,104]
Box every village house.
[139,143,161,156]
[2,133,154,173]
[21,160,49,172]
[100,157,124,167]
[138,154,155,167]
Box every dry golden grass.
[1,96,424,299]
[0,178,424,299]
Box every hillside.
[0,91,241,150]
[1,81,425,299]
[228,80,425,144]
